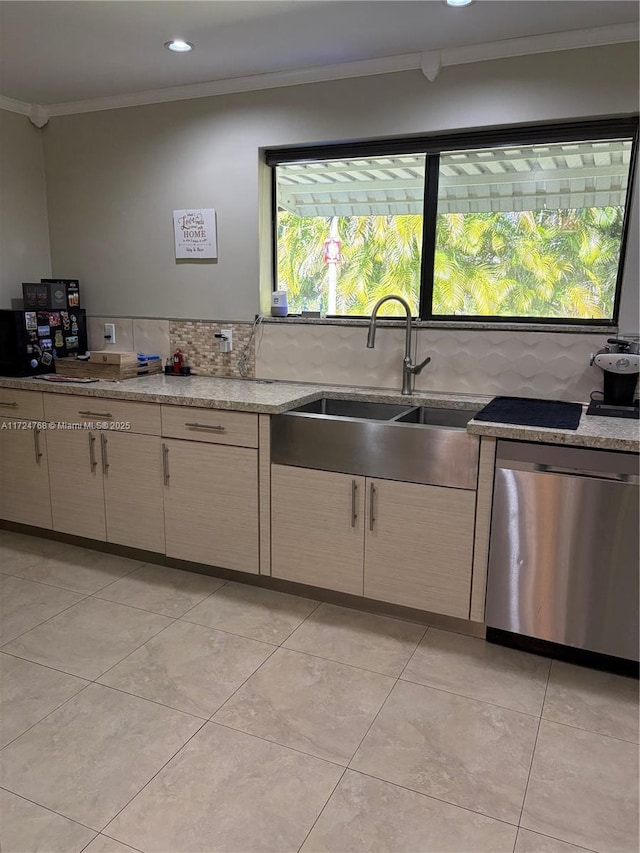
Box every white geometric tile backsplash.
[255,323,612,402]
[87,315,614,402]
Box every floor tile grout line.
[174,578,232,621]
[207,643,282,721]
[279,644,418,679]
[0,679,91,752]
[90,569,230,614]
[537,715,640,746]
[395,623,430,682]
[0,590,90,649]
[77,831,100,853]
[517,659,551,827]
[177,614,292,646]
[296,767,348,852]
[1,613,179,695]
[91,679,209,722]
[347,767,523,831]
[92,615,181,684]
[275,599,324,646]
[296,667,401,851]
[8,554,148,596]
[0,783,100,834]
[398,673,544,720]
[85,833,146,853]
[96,629,281,723]
[84,615,180,684]
[207,718,347,770]
[515,826,601,853]
[346,672,399,772]
[95,717,209,836]
[0,649,94,684]
[271,644,401,679]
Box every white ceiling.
[0,1,638,107]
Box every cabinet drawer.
[43,394,161,435]
[161,405,258,447]
[0,388,44,420]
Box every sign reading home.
[173,209,217,259]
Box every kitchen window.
[267,118,638,324]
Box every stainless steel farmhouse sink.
[293,398,410,420]
[395,406,477,429]
[271,399,481,490]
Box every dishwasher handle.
[498,458,638,484]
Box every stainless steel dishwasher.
[486,441,639,663]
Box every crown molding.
[0,94,31,117]
[44,52,422,117]
[0,22,637,122]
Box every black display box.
[22,279,80,310]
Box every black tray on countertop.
[474,396,582,430]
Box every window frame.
[266,117,639,325]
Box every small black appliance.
[587,337,639,419]
[0,309,87,377]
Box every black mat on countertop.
[474,396,582,430]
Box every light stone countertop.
[467,412,639,454]
[0,374,637,453]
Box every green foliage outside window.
[276,206,624,319]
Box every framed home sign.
[173,208,218,259]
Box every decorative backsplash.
[87,317,255,377]
[169,320,255,378]
[88,314,615,401]
[255,321,612,402]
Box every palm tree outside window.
[268,118,637,324]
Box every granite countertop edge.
[0,375,637,452]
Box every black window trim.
[267,116,639,326]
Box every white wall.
[41,42,639,320]
[0,110,51,307]
[619,170,639,331]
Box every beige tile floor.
[0,530,638,853]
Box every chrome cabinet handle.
[100,433,109,474]
[33,428,43,465]
[369,483,376,531]
[184,422,226,432]
[78,410,113,419]
[0,401,18,408]
[162,443,170,486]
[351,480,358,527]
[88,432,97,472]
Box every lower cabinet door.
[364,478,475,618]
[46,428,106,541]
[0,418,52,529]
[271,464,365,595]
[102,432,165,553]
[163,439,259,574]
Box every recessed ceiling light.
[444,0,474,6]
[164,39,194,53]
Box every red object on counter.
[172,349,184,374]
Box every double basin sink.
[271,398,480,490]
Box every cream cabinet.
[42,394,165,551]
[271,464,476,618]
[363,477,475,618]
[162,439,259,574]
[102,431,165,552]
[0,416,52,529]
[46,428,166,551]
[46,427,107,541]
[271,465,365,595]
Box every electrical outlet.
[221,329,233,351]
[104,323,116,345]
